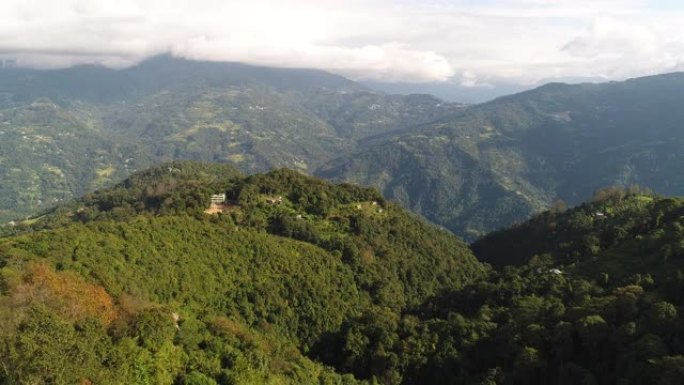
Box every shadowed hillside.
[320,73,684,240]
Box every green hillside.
[5,162,684,384]
[320,73,684,240]
[416,189,684,384]
[0,56,462,223]
[313,190,684,384]
[0,162,483,384]
[6,57,684,242]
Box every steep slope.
[322,191,684,385]
[5,162,684,385]
[0,56,462,222]
[0,100,150,220]
[472,185,680,271]
[320,73,684,240]
[0,161,484,384]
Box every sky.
[1,0,684,87]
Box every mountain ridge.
[4,56,684,241]
[0,56,462,223]
[320,71,684,240]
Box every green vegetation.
[0,162,483,384]
[472,185,659,267]
[4,162,684,384]
[312,189,684,384]
[4,57,684,383]
[321,73,684,240]
[5,57,684,243]
[5,162,684,384]
[0,56,461,223]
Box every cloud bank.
[0,0,683,84]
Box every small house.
[211,193,227,204]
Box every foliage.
[0,162,483,384]
[0,56,461,224]
[5,162,684,384]
[306,191,684,384]
[321,73,684,240]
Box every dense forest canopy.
[2,163,684,384]
[0,161,484,384]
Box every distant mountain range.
[321,72,684,239]
[0,56,462,222]
[362,80,530,104]
[2,56,684,240]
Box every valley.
[0,56,462,224]
[4,1,684,383]
[3,57,684,242]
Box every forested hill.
[313,188,684,384]
[0,56,463,223]
[4,163,684,384]
[0,161,483,384]
[390,186,684,384]
[472,185,684,272]
[320,72,684,240]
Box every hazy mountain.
[0,56,462,222]
[4,56,684,242]
[362,76,605,104]
[320,72,684,240]
[363,80,530,104]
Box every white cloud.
[561,16,684,78]
[0,0,683,84]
